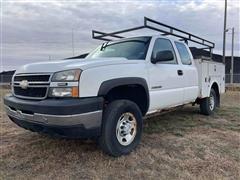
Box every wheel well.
[104,85,148,115]
[211,82,220,107]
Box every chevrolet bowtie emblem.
[19,80,29,89]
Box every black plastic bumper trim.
[4,95,104,115]
[9,116,101,139]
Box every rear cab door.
[174,41,198,103]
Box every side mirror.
[151,50,174,64]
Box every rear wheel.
[200,89,217,115]
[99,100,143,157]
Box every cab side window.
[152,38,177,64]
[175,42,192,65]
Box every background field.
[0,89,239,180]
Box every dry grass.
[0,89,240,180]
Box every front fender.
[98,77,150,113]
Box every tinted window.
[87,37,151,60]
[152,38,177,64]
[175,42,192,65]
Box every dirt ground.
[0,89,239,180]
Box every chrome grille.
[13,74,51,100]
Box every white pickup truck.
[4,18,225,156]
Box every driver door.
[148,38,185,111]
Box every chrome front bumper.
[4,95,104,138]
[5,105,102,128]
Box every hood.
[16,58,138,74]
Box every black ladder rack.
[92,17,215,56]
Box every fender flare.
[98,77,150,112]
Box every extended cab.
[4,18,225,156]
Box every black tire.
[200,89,217,115]
[98,100,143,157]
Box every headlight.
[49,87,79,97]
[52,69,81,82]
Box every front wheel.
[98,100,143,157]
[200,89,217,115]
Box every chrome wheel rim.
[209,93,215,111]
[116,112,137,146]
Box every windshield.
[86,36,151,60]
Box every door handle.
[177,70,183,76]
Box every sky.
[1,0,240,71]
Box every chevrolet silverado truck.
[4,17,225,156]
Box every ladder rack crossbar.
[92,17,215,49]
